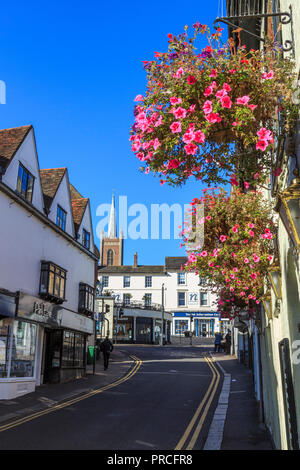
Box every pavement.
[210,352,273,450]
[0,348,132,427]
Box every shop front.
[172,312,220,338]
[0,291,94,399]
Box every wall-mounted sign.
[17,293,62,326]
[188,292,199,305]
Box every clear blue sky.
[0,0,226,265]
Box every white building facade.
[0,125,98,399]
[98,254,227,342]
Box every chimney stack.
[134,252,138,268]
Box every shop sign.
[188,292,199,305]
[173,311,220,318]
[17,293,62,326]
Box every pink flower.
[154,116,163,127]
[244,182,250,189]
[223,83,232,92]
[206,215,211,220]
[206,112,221,123]
[253,255,260,262]
[215,89,227,99]
[268,255,273,262]
[248,223,255,228]
[183,130,195,144]
[249,230,255,237]
[203,100,213,115]
[189,105,196,113]
[170,97,182,105]
[230,174,238,186]
[188,253,197,263]
[201,251,208,257]
[256,140,268,151]
[244,258,249,264]
[175,67,184,78]
[170,121,182,133]
[210,69,217,78]
[204,86,213,97]
[229,69,236,74]
[153,138,161,150]
[171,107,188,119]
[194,130,205,143]
[250,273,257,280]
[134,94,144,101]
[262,70,274,80]
[220,235,227,242]
[184,143,198,155]
[220,95,232,109]
[187,75,197,85]
[257,127,272,141]
[232,226,238,233]
[233,268,238,272]
[248,104,257,111]
[208,262,214,267]
[237,95,250,105]
[167,159,180,169]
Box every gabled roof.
[69,183,84,201]
[0,125,32,171]
[39,168,67,211]
[165,256,188,269]
[71,197,89,232]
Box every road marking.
[135,440,156,448]
[0,355,141,434]
[174,355,221,450]
[186,356,221,450]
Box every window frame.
[177,291,186,307]
[82,228,90,250]
[200,291,208,306]
[78,283,95,315]
[102,276,109,288]
[56,205,67,231]
[107,249,114,266]
[145,276,152,288]
[144,293,152,307]
[16,163,35,203]
[177,272,186,285]
[39,261,67,304]
[123,276,130,288]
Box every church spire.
[108,193,117,238]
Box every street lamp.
[267,258,282,300]
[277,168,300,250]
[262,294,272,321]
[160,284,165,346]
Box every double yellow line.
[0,355,142,434]
[175,354,221,450]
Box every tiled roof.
[165,256,188,269]
[71,198,89,231]
[69,183,84,201]
[0,125,32,170]
[99,265,166,274]
[39,168,67,211]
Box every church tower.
[100,194,123,267]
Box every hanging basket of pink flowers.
[181,187,275,318]
[130,23,298,187]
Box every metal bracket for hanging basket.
[213,4,294,56]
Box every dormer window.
[82,229,90,250]
[16,163,34,202]
[39,261,67,304]
[56,205,67,231]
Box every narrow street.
[0,345,224,450]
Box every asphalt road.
[0,345,223,450]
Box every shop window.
[39,261,67,304]
[82,229,90,250]
[175,319,189,334]
[56,205,67,231]
[0,320,10,378]
[62,331,85,368]
[16,163,34,202]
[78,283,95,315]
[10,321,36,378]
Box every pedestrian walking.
[100,336,114,370]
[225,330,232,355]
[214,332,223,353]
